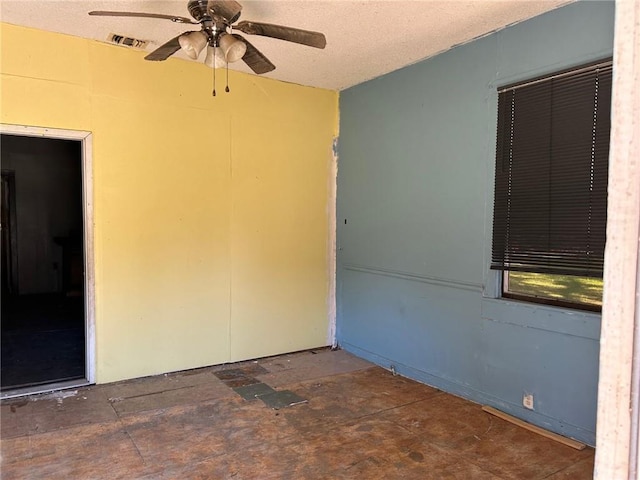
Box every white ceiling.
[0,0,570,91]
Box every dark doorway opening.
[1,134,85,391]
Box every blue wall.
[336,1,614,446]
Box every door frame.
[0,124,96,395]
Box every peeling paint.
[327,136,338,347]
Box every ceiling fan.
[89,0,326,93]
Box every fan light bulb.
[178,31,208,60]
[204,46,227,69]
[219,34,247,63]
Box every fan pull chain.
[212,62,216,97]
[225,62,230,93]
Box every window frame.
[491,59,612,311]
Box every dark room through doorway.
[1,133,86,392]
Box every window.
[491,60,612,311]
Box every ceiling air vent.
[107,33,149,49]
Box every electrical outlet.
[523,393,534,410]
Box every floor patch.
[233,383,276,401]
[215,364,306,409]
[214,369,250,381]
[258,390,308,409]
[223,376,261,388]
[214,365,268,380]
[214,365,267,389]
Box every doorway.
[1,127,95,396]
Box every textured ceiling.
[0,0,570,91]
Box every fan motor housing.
[187,0,210,22]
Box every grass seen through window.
[505,272,603,309]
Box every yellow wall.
[0,24,338,383]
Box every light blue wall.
[336,1,614,446]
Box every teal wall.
[336,1,614,445]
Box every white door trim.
[1,123,96,386]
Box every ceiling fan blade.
[144,33,192,61]
[234,21,326,49]
[88,11,197,24]
[207,1,243,23]
[233,35,275,74]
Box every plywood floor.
[0,349,594,479]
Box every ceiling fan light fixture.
[219,33,247,63]
[204,46,227,69]
[90,1,327,93]
[178,31,208,59]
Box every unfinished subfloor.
[1,349,594,479]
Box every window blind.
[491,61,612,278]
